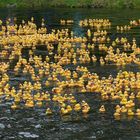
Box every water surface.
[0,8,140,140]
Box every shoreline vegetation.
[0,0,140,9]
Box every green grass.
[0,0,140,8]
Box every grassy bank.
[0,0,140,9]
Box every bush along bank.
[0,0,139,9]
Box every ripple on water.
[88,135,96,139]
[60,123,87,133]
[18,132,39,138]
[0,123,5,129]
[35,124,41,129]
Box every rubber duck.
[127,109,134,116]
[129,93,135,100]
[82,105,90,114]
[99,105,105,113]
[66,105,72,113]
[61,108,69,115]
[70,97,77,104]
[114,109,121,117]
[36,101,42,107]
[87,29,91,38]
[120,97,127,105]
[46,108,53,115]
[11,103,18,109]
[136,109,140,116]
[136,92,140,99]
[125,100,135,108]
[115,105,121,111]
[74,103,81,112]
[121,106,127,113]
[25,100,34,108]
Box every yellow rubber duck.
[82,105,90,114]
[87,29,91,38]
[61,108,69,115]
[136,92,140,99]
[125,100,135,108]
[129,93,135,100]
[120,97,127,105]
[46,108,53,115]
[114,109,121,117]
[66,105,72,113]
[74,103,81,112]
[127,109,134,116]
[99,105,105,113]
[25,100,34,108]
[11,103,18,109]
[36,101,42,107]
[135,109,140,116]
[121,106,127,113]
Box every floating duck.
[74,103,81,112]
[46,108,53,115]
[99,105,106,113]
[127,109,134,116]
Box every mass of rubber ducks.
[116,25,131,32]
[0,17,140,120]
[60,19,74,25]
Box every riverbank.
[0,0,140,9]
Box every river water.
[0,8,140,140]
